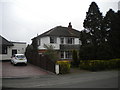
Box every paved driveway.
[2,61,53,78]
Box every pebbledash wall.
[0,42,26,60]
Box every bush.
[72,50,79,67]
[56,61,71,74]
[79,59,120,71]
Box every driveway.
[1,61,53,78]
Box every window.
[50,37,57,43]
[37,39,41,46]
[60,38,64,44]
[65,51,72,59]
[66,37,74,44]
[60,51,72,59]
[2,46,7,54]
[60,51,64,59]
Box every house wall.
[0,47,11,60]
[38,36,60,50]
[0,42,26,60]
[38,36,80,50]
[37,36,80,60]
[11,42,26,54]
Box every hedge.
[56,61,71,74]
[79,59,120,71]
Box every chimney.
[68,22,72,30]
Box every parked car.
[11,54,27,66]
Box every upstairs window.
[50,37,57,43]
[66,37,74,44]
[60,38,64,44]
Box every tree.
[43,44,59,62]
[80,2,120,60]
[83,2,103,46]
[31,38,38,52]
[80,30,91,46]
[105,9,120,58]
[80,2,103,60]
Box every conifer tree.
[105,9,120,58]
[83,2,103,46]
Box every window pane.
[66,38,74,44]
[60,51,64,59]
[65,51,72,59]
[50,37,54,43]
[2,46,7,54]
[50,37,56,43]
[65,51,69,58]
[60,38,64,44]
[72,38,75,44]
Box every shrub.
[56,61,71,74]
[79,59,120,71]
[72,50,79,67]
[43,44,59,62]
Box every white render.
[0,42,26,60]
[37,36,80,50]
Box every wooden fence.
[25,52,55,73]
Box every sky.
[0,0,119,44]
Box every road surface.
[2,70,119,88]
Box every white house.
[0,35,26,60]
[32,23,81,60]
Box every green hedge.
[79,59,120,71]
[56,61,71,74]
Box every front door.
[12,49,17,55]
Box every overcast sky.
[0,0,119,44]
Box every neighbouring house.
[0,35,26,60]
[32,23,81,60]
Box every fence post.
[55,64,59,74]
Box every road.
[2,70,119,88]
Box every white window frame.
[66,37,74,44]
[65,51,72,59]
[60,51,72,59]
[50,37,57,43]
[60,37,64,44]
